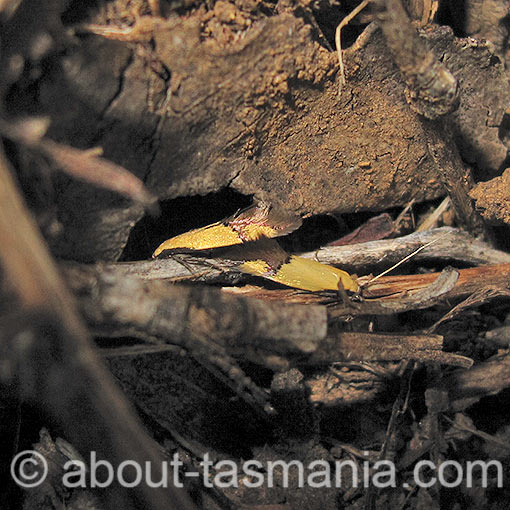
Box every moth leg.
[336,280,363,312]
[336,279,350,305]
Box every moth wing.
[235,238,359,293]
[228,203,302,242]
[153,221,241,257]
[272,256,359,292]
[153,202,302,257]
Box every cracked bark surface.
[6,3,509,263]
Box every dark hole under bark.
[120,188,253,261]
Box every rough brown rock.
[7,4,508,261]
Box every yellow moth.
[153,203,359,293]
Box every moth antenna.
[363,233,449,287]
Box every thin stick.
[335,0,371,96]
[416,196,450,232]
[394,198,416,231]
[421,118,490,240]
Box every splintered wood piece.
[363,263,510,299]
[422,118,489,238]
[308,332,472,368]
[0,151,194,510]
[328,213,394,246]
[70,273,328,353]
[64,227,509,294]
[376,0,459,119]
[226,266,459,313]
[442,356,510,412]
[68,270,471,368]
[306,227,509,270]
[222,262,510,317]
[427,287,510,333]
[416,196,451,232]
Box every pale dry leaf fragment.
[40,140,160,215]
[335,0,371,96]
[0,117,159,215]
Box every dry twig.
[0,148,194,510]
[63,227,510,291]
[375,0,459,119]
